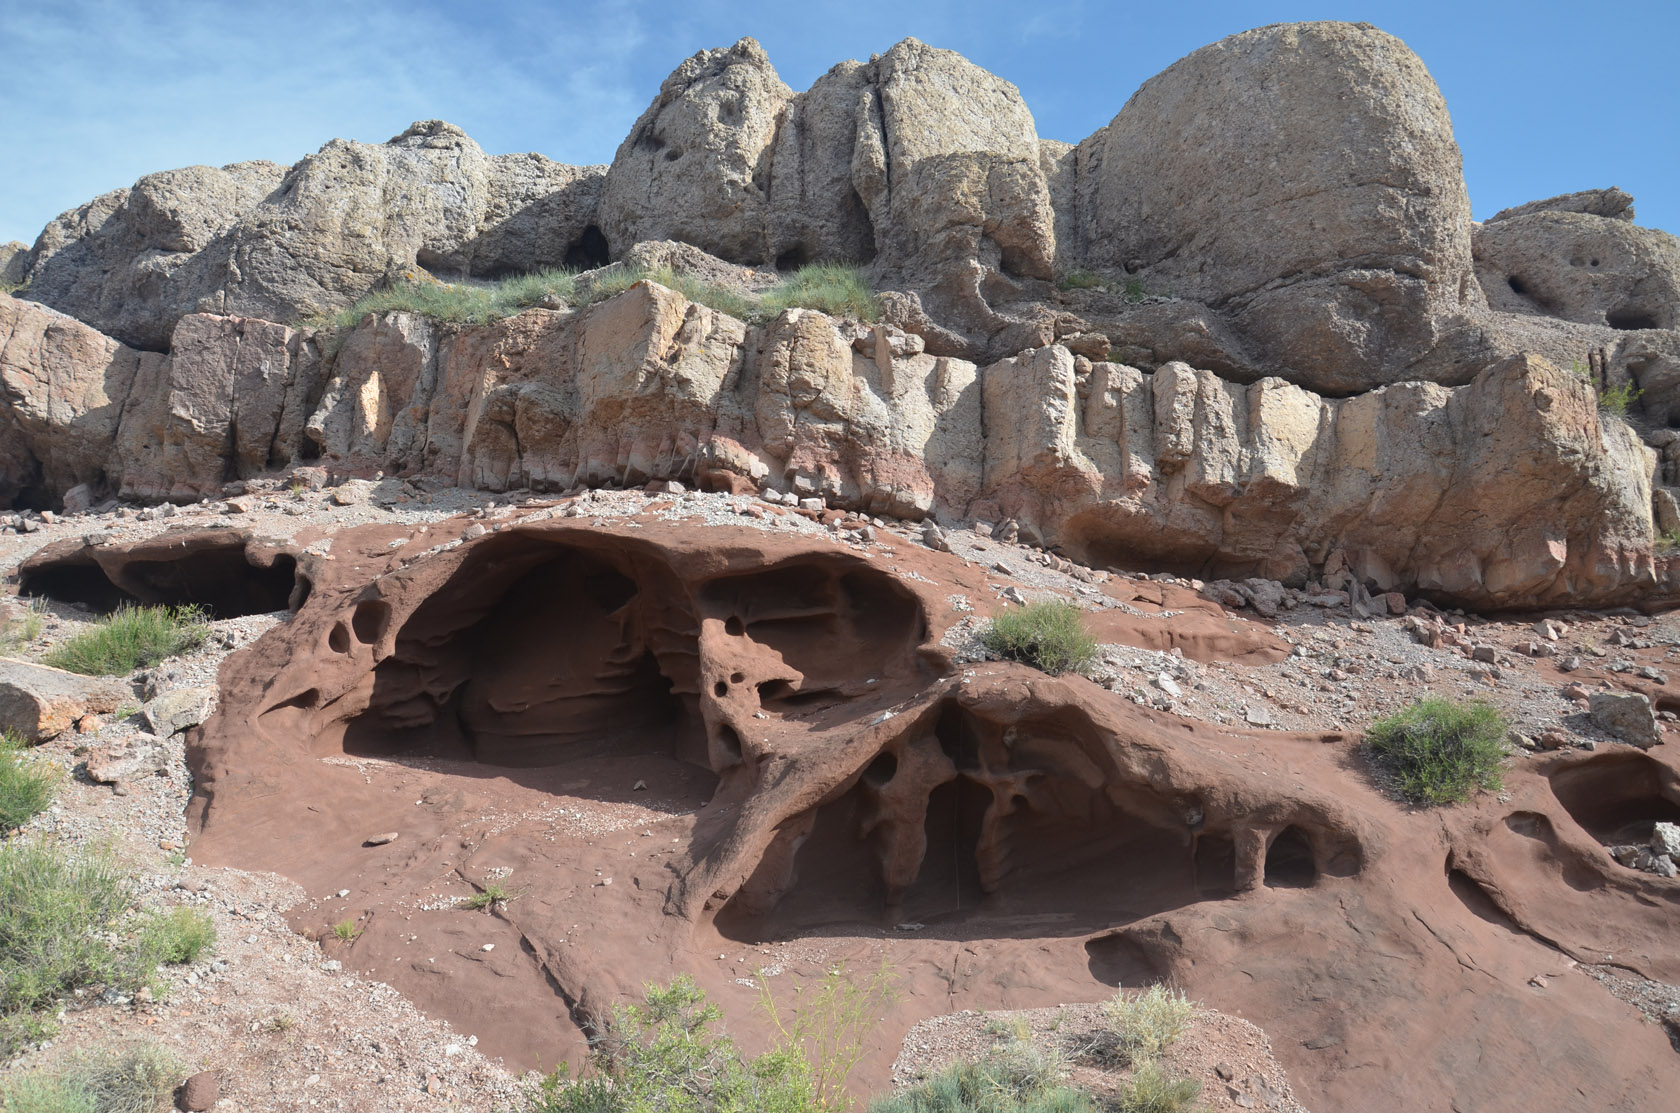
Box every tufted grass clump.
[1056,269,1106,292]
[42,604,207,677]
[1,598,46,654]
[1102,985,1195,1067]
[328,267,578,332]
[1365,697,1508,806]
[0,731,60,832]
[982,601,1097,676]
[868,1049,1095,1113]
[136,905,216,966]
[762,263,876,321]
[1115,1062,1201,1113]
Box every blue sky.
[2,0,1677,247]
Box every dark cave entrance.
[564,225,611,270]
[20,536,300,618]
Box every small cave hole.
[729,672,744,685]
[714,680,730,698]
[1264,826,1317,888]
[328,622,351,654]
[776,246,809,272]
[563,225,609,270]
[351,599,390,645]
[1590,258,1601,267]
[714,723,744,765]
[19,538,300,618]
[725,616,744,636]
[1506,275,1529,296]
[1607,308,1660,331]
[863,751,897,788]
[1194,832,1238,896]
[663,146,684,162]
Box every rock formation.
[4,19,1680,608]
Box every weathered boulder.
[0,242,29,285]
[21,122,606,349]
[1068,21,1477,393]
[1488,188,1636,224]
[1474,207,1680,332]
[1589,690,1662,749]
[0,658,128,743]
[599,39,792,265]
[142,686,216,736]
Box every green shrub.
[328,267,578,332]
[137,906,215,966]
[0,1071,97,1113]
[762,263,876,321]
[65,1043,183,1113]
[868,1051,1095,1113]
[0,732,59,832]
[1056,270,1105,292]
[1102,985,1195,1067]
[1115,1062,1200,1113]
[525,977,815,1113]
[43,604,207,676]
[759,962,898,1109]
[1364,697,1508,806]
[981,601,1097,676]
[1598,380,1643,416]
[332,918,361,941]
[0,843,132,1053]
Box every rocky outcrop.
[0,242,29,286]
[19,123,605,350]
[1474,208,1680,333]
[1064,22,1477,394]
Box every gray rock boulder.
[1488,188,1635,224]
[0,241,29,285]
[1589,690,1662,749]
[598,39,793,265]
[142,686,215,736]
[21,122,606,350]
[1068,21,1476,394]
[1473,207,1680,332]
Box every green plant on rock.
[981,600,1097,676]
[137,905,216,966]
[1101,985,1195,1067]
[332,918,361,941]
[0,731,60,832]
[762,263,877,321]
[758,962,899,1110]
[1115,1061,1201,1113]
[43,604,208,677]
[1364,697,1508,806]
[1056,270,1105,292]
[867,1048,1095,1113]
[524,976,816,1113]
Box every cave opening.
[1549,753,1680,846]
[20,538,300,618]
[1607,308,1660,332]
[564,225,610,270]
[341,537,707,771]
[1264,826,1317,888]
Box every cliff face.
[4,20,1680,608]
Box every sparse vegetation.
[463,880,519,911]
[321,261,878,348]
[332,918,361,941]
[982,600,1097,676]
[42,604,207,676]
[137,905,216,966]
[1056,269,1106,292]
[524,977,816,1113]
[1101,985,1195,1067]
[867,1046,1094,1113]
[0,731,60,832]
[759,962,899,1109]
[1659,528,1680,556]
[0,843,132,1053]
[1114,1061,1201,1113]
[35,1044,183,1113]
[1,599,46,654]
[1365,697,1508,806]
[1569,359,1644,417]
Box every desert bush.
[981,601,1097,676]
[0,1071,97,1113]
[762,263,876,321]
[1364,697,1508,805]
[525,976,815,1113]
[1102,985,1195,1067]
[0,843,132,1053]
[1598,380,1643,416]
[0,732,59,832]
[759,962,898,1109]
[136,905,215,966]
[43,604,207,676]
[1114,1061,1200,1113]
[867,1050,1095,1113]
[60,1044,182,1113]
[1056,270,1105,292]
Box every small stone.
[1590,690,1662,749]
[1651,822,1680,858]
[224,497,255,514]
[1534,618,1567,641]
[364,832,399,846]
[1471,644,1498,663]
[142,687,216,736]
[178,1070,219,1111]
[1635,666,1668,684]
[992,561,1016,576]
[320,959,342,973]
[481,943,495,952]
[1001,586,1028,606]
[1245,706,1273,726]
[798,497,824,512]
[463,523,487,540]
[1557,655,1582,673]
[1155,674,1182,698]
[632,779,648,791]
[1214,1063,1235,1082]
[1537,730,1570,751]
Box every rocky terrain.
[3,16,1680,1113]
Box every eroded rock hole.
[1607,308,1660,331]
[328,623,351,654]
[19,537,299,618]
[1506,275,1528,296]
[1264,826,1317,888]
[714,680,730,697]
[351,599,390,645]
[564,225,610,270]
[342,537,706,770]
[776,246,808,272]
[863,752,897,788]
[725,617,744,636]
[1194,832,1238,895]
[1550,753,1680,846]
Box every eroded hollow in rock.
[716,699,1284,939]
[1549,752,1680,845]
[342,537,707,768]
[19,531,301,617]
